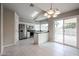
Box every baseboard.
[3,43,15,48]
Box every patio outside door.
[54,17,77,47]
[64,18,77,47]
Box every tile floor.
[2,38,79,56]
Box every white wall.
[0,3,1,54]
[48,18,54,42]
[3,7,18,47]
[0,4,3,55]
[53,9,79,20]
[3,7,15,46]
[14,12,19,43]
[77,16,79,48]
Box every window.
[34,24,40,31]
[34,23,48,32]
[41,24,48,32]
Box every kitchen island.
[33,32,48,45]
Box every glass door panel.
[54,20,63,43]
[64,18,77,47]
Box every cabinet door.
[19,24,26,40]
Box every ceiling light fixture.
[44,3,60,18]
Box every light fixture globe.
[53,13,58,17]
[47,9,54,15]
[55,9,60,14]
[44,13,48,16]
[47,15,51,18]
[43,3,60,18]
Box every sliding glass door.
[54,20,63,43]
[64,18,77,47]
[54,17,77,47]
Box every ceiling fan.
[29,3,46,12]
[29,3,60,21]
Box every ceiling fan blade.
[29,3,46,21]
[33,11,44,21]
[30,3,46,12]
[30,3,34,7]
[30,3,46,20]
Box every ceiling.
[3,3,79,23]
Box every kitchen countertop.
[34,31,48,34]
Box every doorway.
[54,17,77,47]
[54,20,63,44]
